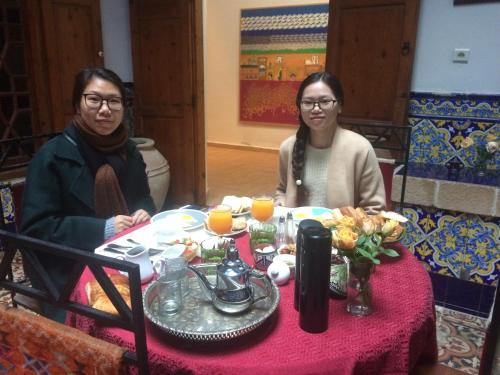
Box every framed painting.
[454,0,500,4]
[239,4,329,125]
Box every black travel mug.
[294,219,324,311]
[299,226,332,333]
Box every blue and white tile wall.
[408,93,500,170]
[401,93,500,288]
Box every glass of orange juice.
[208,205,233,235]
[251,196,274,222]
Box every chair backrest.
[0,302,126,374]
[479,284,500,375]
[342,122,412,211]
[0,229,149,375]
[378,158,396,210]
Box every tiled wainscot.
[394,93,499,318]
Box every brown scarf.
[73,115,129,218]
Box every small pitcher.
[117,245,154,284]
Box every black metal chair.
[342,122,412,211]
[479,283,500,375]
[0,229,149,375]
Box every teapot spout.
[188,265,215,300]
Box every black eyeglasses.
[83,94,123,111]
[300,99,337,111]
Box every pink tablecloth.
[68,227,437,375]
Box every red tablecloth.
[68,226,437,375]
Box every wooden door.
[38,0,104,132]
[326,0,420,127]
[130,0,205,207]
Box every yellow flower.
[332,227,358,251]
[460,137,474,148]
[486,133,496,142]
[361,218,377,235]
[335,215,356,229]
[381,219,399,236]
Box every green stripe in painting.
[241,48,326,55]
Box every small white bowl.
[273,254,296,279]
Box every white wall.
[411,0,500,94]
[205,0,327,150]
[100,0,134,82]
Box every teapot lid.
[219,239,249,275]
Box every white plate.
[203,222,248,237]
[291,206,333,222]
[232,209,251,217]
[151,209,207,231]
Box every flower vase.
[475,164,487,177]
[346,256,374,316]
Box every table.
[68,225,437,375]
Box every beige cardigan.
[275,127,386,213]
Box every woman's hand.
[114,215,134,233]
[131,209,151,225]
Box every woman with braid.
[275,72,385,213]
[21,67,155,322]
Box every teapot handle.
[250,269,273,303]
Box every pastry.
[232,217,247,231]
[85,274,131,315]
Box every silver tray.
[143,264,280,341]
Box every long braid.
[292,121,309,205]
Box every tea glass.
[208,205,233,235]
[251,196,274,222]
[200,236,231,263]
[249,222,277,271]
[157,256,187,315]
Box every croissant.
[85,274,131,315]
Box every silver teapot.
[188,240,272,314]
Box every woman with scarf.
[21,67,155,322]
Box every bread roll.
[232,217,247,231]
[222,195,241,214]
[85,274,131,315]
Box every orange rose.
[332,227,358,251]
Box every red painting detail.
[240,80,301,125]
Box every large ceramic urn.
[132,137,170,211]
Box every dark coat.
[21,127,156,251]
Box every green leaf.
[381,248,399,257]
[358,248,373,258]
[358,234,367,246]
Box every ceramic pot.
[132,137,170,210]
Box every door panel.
[41,0,103,131]
[326,0,420,126]
[131,0,205,207]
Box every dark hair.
[72,67,125,113]
[292,72,344,204]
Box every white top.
[303,143,332,207]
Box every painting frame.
[239,3,329,126]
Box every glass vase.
[329,250,348,299]
[346,256,374,316]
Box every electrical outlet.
[453,48,470,63]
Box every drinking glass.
[208,205,233,235]
[251,196,274,222]
[249,222,277,271]
[157,256,187,315]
